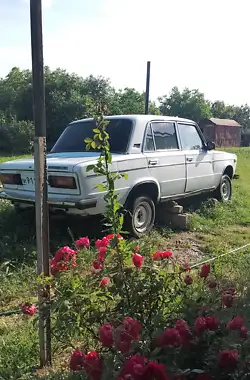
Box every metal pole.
[145,61,151,115]
[30,0,51,367]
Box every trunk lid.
[0,152,101,172]
[0,152,101,194]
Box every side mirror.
[206,141,215,151]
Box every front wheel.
[124,195,155,238]
[214,174,232,202]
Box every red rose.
[222,293,234,308]
[153,251,162,260]
[161,328,181,347]
[123,316,141,340]
[106,233,123,241]
[132,253,144,268]
[184,275,193,285]
[83,351,102,380]
[75,237,90,249]
[92,260,103,271]
[161,251,172,259]
[153,251,172,260]
[175,320,191,345]
[95,237,110,249]
[99,277,110,288]
[21,303,36,316]
[99,324,114,347]
[98,247,107,262]
[69,349,85,371]
[218,350,238,371]
[116,331,132,354]
[119,355,147,380]
[240,326,248,339]
[200,264,210,278]
[115,318,141,354]
[207,279,217,289]
[195,317,207,335]
[143,361,169,380]
[205,316,219,331]
[227,316,244,330]
[50,246,77,275]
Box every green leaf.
[91,141,96,149]
[96,183,106,191]
[93,128,100,133]
[84,138,92,143]
[86,165,95,172]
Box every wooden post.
[145,61,151,115]
[30,0,51,367]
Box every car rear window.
[51,118,133,154]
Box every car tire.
[124,195,155,238]
[214,174,232,202]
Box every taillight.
[48,175,77,189]
[0,173,22,185]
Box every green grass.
[190,147,250,255]
[0,148,250,378]
[0,155,31,163]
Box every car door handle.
[148,159,159,165]
[186,157,193,162]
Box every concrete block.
[156,209,191,231]
[167,205,183,214]
[164,200,177,208]
[169,213,190,230]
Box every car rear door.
[177,122,215,193]
[143,121,186,197]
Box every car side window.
[144,125,155,151]
[151,122,178,150]
[178,123,203,150]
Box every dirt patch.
[165,232,204,265]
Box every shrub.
[0,119,34,154]
[47,234,250,380]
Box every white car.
[0,115,237,237]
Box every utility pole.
[145,61,151,115]
[30,0,51,367]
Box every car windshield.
[51,118,133,154]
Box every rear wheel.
[214,174,232,202]
[124,195,155,238]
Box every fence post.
[30,0,51,367]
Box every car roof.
[70,114,195,125]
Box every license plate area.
[17,171,80,195]
[19,172,35,191]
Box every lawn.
[0,148,250,379]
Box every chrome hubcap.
[133,202,152,233]
[221,179,230,200]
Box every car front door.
[143,121,186,197]
[177,122,215,193]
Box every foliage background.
[1,67,250,154]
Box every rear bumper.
[0,191,97,211]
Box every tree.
[159,87,211,122]
[232,104,250,130]
[109,88,145,115]
[211,101,236,119]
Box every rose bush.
[48,235,250,380]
